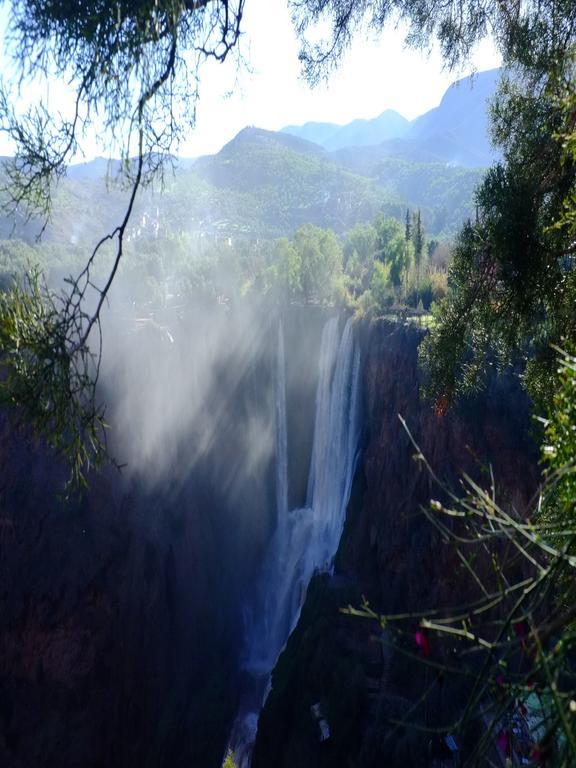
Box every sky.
[0,0,501,160]
[180,0,501,156]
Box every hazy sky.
[180,0,501,156]
[1,0,501,159]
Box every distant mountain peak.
[222,125,326,156]
[281,67,501,168]
[281,108,409,151]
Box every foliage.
[189,128,405,235]
[265,238,303,301]
[335,150,485,235]
[554,83,576,238]
[0,0,246,482]
[247,224,346,305]
[3,0,572,480]
[406,269,447,311]
[347,350,576,765]
[413,209,423,275]
[0,269,107,487]
[2,0,245,216]
[0,239,40,289]
[369,259,394,311]
[222,748,238,768]
[374,214,408,288]
[381,159,484,236]
[295,224,342,301]
[420,64,576,408]
[343,222,378,296]
[0,133,484,244]
[291,0,576,82]
[291,0,576,411]
[0,205,448,324]
[541,349,576,535]
[291,2,576,763]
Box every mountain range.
[0,68,502,250]
[282,109,410,152]
[282,68,500,167]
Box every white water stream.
[228,315,361,766]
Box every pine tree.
[413,209,424,289]
[404,208,412,243]
[402,209,412,302]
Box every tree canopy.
[292,0,576,82]
[294,1,575,409]
[420,61,576,408]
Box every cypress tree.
[404,208,411,243]
[414,209,424,288]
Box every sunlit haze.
[0,0,501,160]
[184,0,501,157]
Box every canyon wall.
[252,318,539,768]
[0,313,538,768]
[0,305,278,768]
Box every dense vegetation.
[0,3,491,484]
[0,127,484,244]
[0,206,447,319]
[420,72,576,411]
[0,201,444,491]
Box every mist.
[100,293,277,491]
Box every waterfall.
[275,319,288,522]
[305,316,361,570]
[228,315,361,767]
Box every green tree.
[3,0,575,479]
[412,208,424,288]
[373,213,403,255]
[294,224,343,303]
[0,239,39,290]
[343,222,377,297]
[292,0,575,83]
[369,259,394,313]
[274,238,303,301]
[289,3,576,760]
[260,237,303,303]
[419,82,576,408]
[289,0,576,407]
[373,214,411,292]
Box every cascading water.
[275,320,288,523]
[228,315,361,767]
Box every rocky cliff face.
[252,319,539,768]
[0,304,333,768]
[0,314,539,768]
[0,410,252,768]
[0,306,281,768]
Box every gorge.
[0,306,538,767]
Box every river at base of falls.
[227,314,361,767]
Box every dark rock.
[253,318,538,768]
